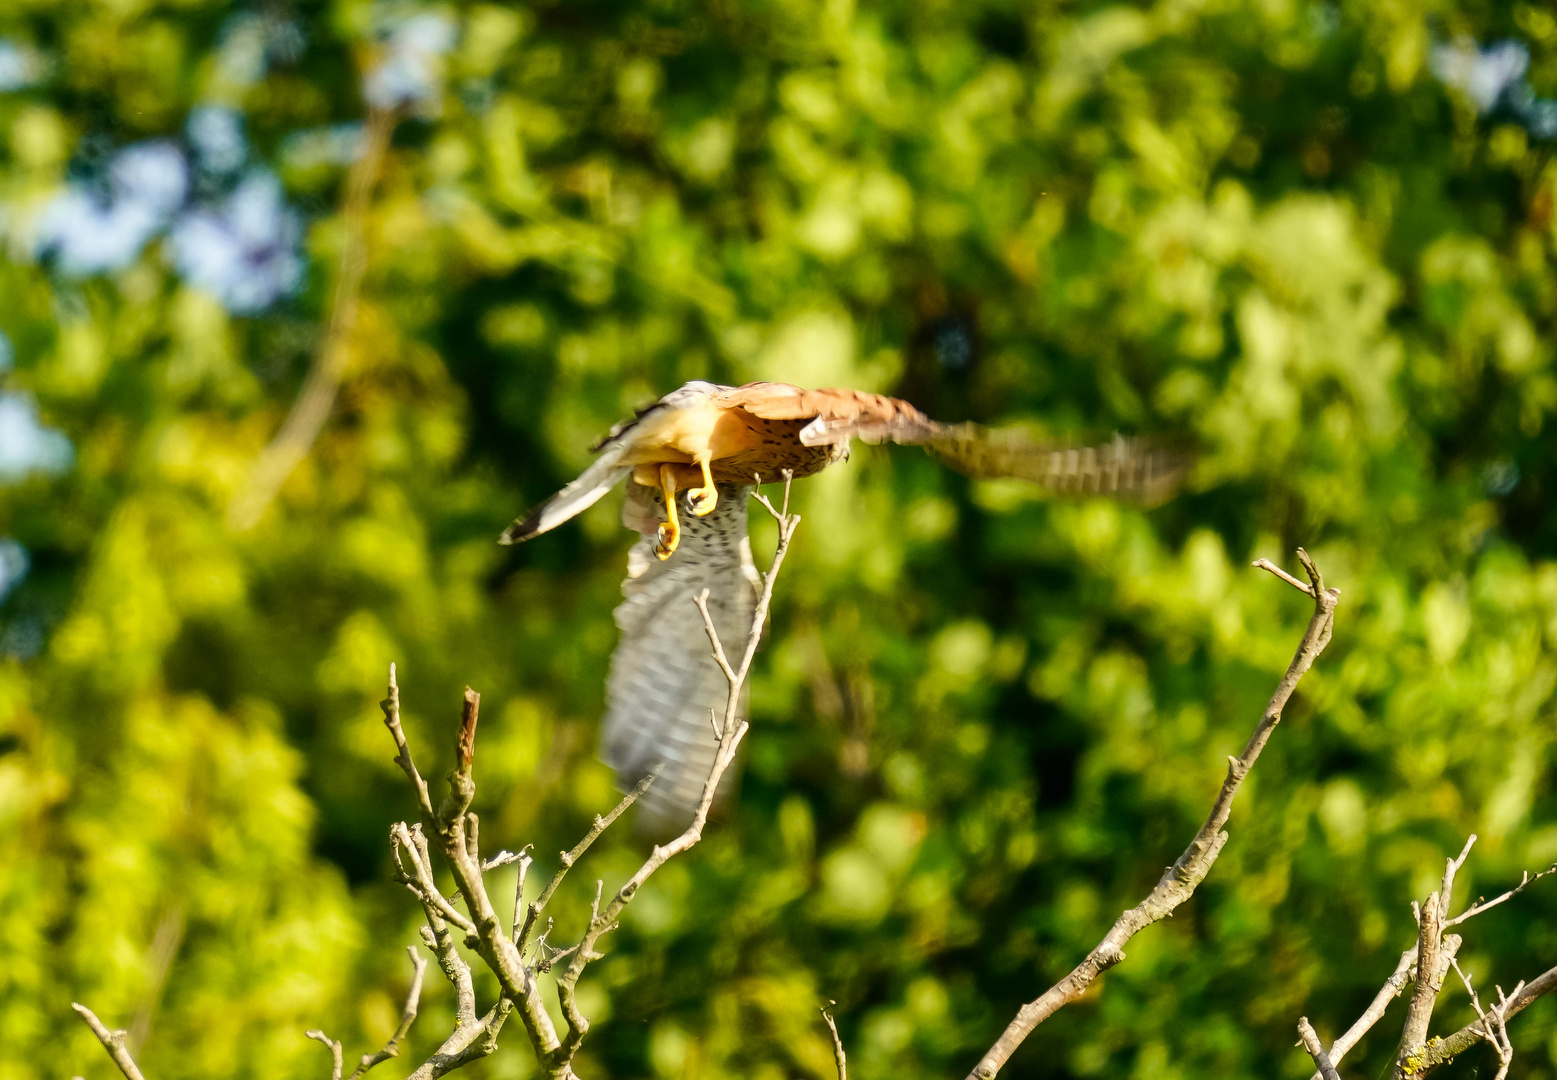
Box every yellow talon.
[688,456,718,517]
[655,463,681,560]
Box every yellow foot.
[655,520,680,560]
[687,456,719,517]
[656,463,681,560]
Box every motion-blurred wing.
[729,382,1190,504]
[601,481,758,832]
[928,426,1191,506]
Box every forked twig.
[1307,840,1557,1079]
[304,947,427,1080]
[515,769,658,952]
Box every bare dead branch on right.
[1300,832,1557,1080]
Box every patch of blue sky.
[364,11,457,109]
[171,169,303,313]
[0,394,73,482]
[0,39,42,92]
[1432,40,1528,113]
[0,539,27,605]
[214,12,305,90]
[33,140,187,275]
[1432,38,1557,139]
[188,105,247,175]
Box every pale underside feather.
[601,481,757,832]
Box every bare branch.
[1391,837,1476,1079]
[516,769,658,953]
[1417,962,1557,1074]
[306,1029,346,1080]
[392,823,477,935]
[1254,558,1315,597]
[1311,846,1557,1080]
[820,1001,848,1080]
[1394,891,1446,1078]
[1446,862,1557,929]
[366,488,802,1079]
[1450,960,1520,1080]
[71,1004,149,1080]
[1298,1018,1342,1080]
[382,664,435,823]
[693,588,740,686]
[345,947,428,1080]
[1310,946,1413,1077]
[483,848,528,872]
[963,551,1341,1080]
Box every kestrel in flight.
[501,381,1184,827]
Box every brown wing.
[929,427,1191,506]
[724,382,1189,503]
[720,383,941,445]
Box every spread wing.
[720,382,939,444]
[927,427,1191,506]
[600,481,758,832]
[721,383,1189,504]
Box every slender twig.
[963,549,1341,1080]
[820,1001,848,1080]
[359,482,802,1079]
[1450,960,1521,1080]
[1298,1018,1342,1080]
[382,664,435,823]
[515,770,658,953]
[71,1004,150,1080]
[483,848,528,872]
[305,948,426,1080]
[1309,946,1414,1078]
[693,589,740,686]
[307,1029,346,1080]
[344,947,428,1079]
[392,823,477,934]
[1254,557,1315,597]
[1446,863,1557,929]
[1483,982,1522,1080]
[1416,961,1557,1074]
[229,106,397,531]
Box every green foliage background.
[5,0,1557,1077]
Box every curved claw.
[655,462,682,560]
[688,486,719,517]
[655,519,680,560]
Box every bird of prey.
[500,380,1184,828]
